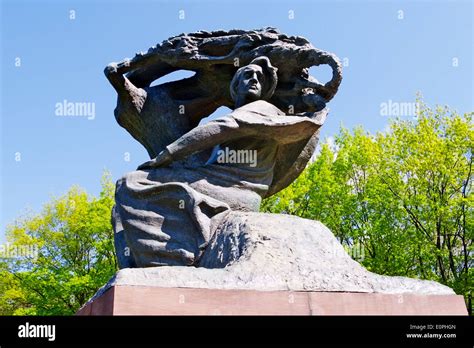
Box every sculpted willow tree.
[99,28,458,299]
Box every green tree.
[0,172,117,315]
[263,101,473,314]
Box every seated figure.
[113,57,327,268]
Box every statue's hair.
[230,56,278,103]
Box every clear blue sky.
[1,0,472,242]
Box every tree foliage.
[262,101,473,314]
[1,101,471,315]
[0,173,117,315]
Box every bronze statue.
[98,28,455,298]
[105,28,341,268]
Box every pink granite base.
[77,285,467,315]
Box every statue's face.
[236,65,264,101]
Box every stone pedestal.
[77,285,467,315]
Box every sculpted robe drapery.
[113,100,326,268]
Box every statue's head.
[230,56,278,107]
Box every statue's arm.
[137,117,242,169]
[104,63,149,133]
[105,60,134,92]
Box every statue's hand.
[137,149,173,170]
[104,63,118,77]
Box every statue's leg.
[112,204,137,268]
[113,170,230,268]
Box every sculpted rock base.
[88,212,454,307]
